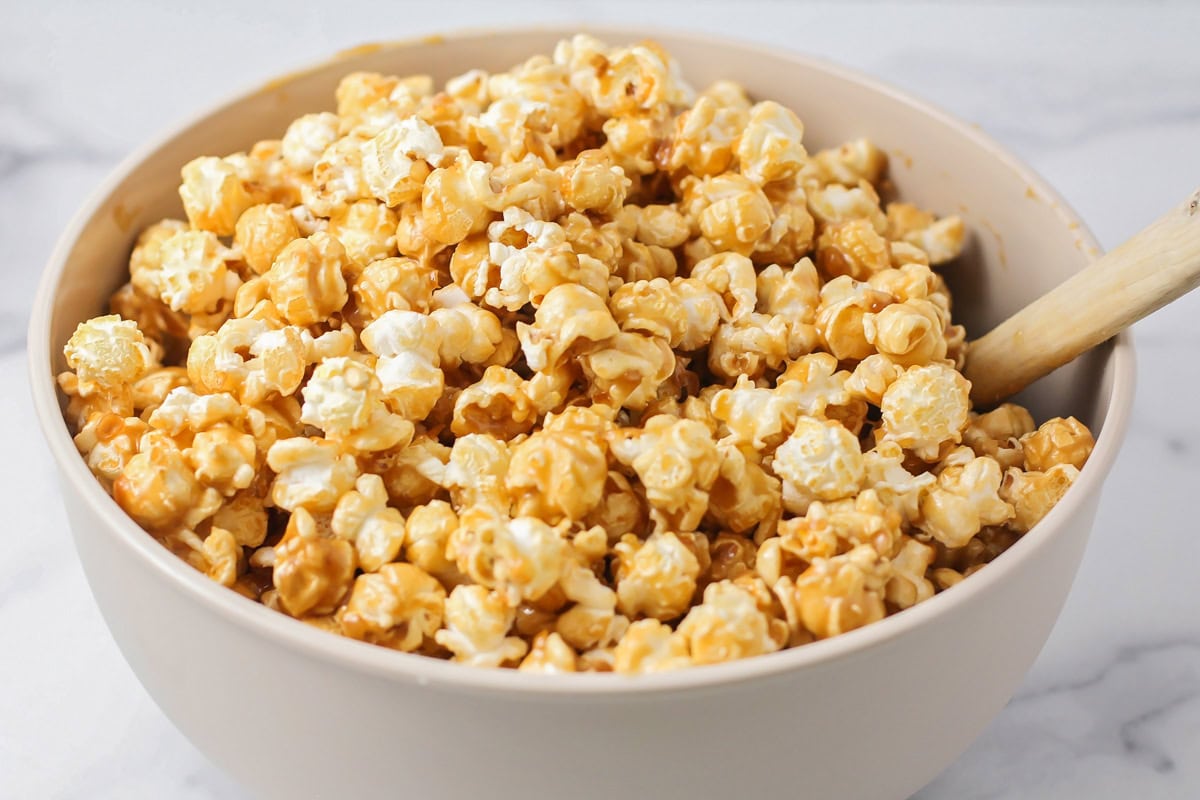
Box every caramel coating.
[60,34,1093,674]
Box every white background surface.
[4,1,1200,797]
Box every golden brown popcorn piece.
[610,416,720,532]
[507,407,610,523]
[812,138,887,188]
[519,631,578,673]
[558,149,630,215]
[1020,416,1095,472]
[613,619,692,674]
[613,530,701,621]
[815,275,893,362]
[403,500,463,585]
[179,156,257,236]
[435,585,528,667]
[665,95,745,177]
[862,298,948,368]
[707,443,782,535]
[113,431,211,531]
[1001,464,1080,533]
[734,100,807,185]
[327,200,398,269]
[273,508,357,618]
[918,448,1014,548]
[235,203,300,276]
[351,256,437,320]
[681,173,774,256]
[791,544,888,639]
[816,219,891,281]
[962,404,1035,471]
[339,563,446,651]
[676,580,782,664]
[264,233,350,326]
[72,413,148,485]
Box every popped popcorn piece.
[812,138,887,188]
[962,403,1035,471]
[435,585,528,666]
[507,407,610,523]
[580,331,676,412]
[64,315,154,391]
[773,416,865,514]
[613,619,691,674]
[327,200,398,268]
[72,413,148,484]
[807,180,887,233]
[556,555,628,651]
[885,536,936,610]
[201,526,242,587]
[154,230,239,315]
[862,298,948,367]
[179,156,257,236]
[918,448,1014,548]
[861,441,934,524]
[452,366,539,440]
[421,152,496,244]
[1001,464,1080,533]
[676,580,781,664]
[707,312,791,381]
[235,203,300,276]
[273,508,357,617]
[880,363,971,461]
[609,416,720,532]
[816,219,891,281]
[666,95,745,177]
[266,437,359,513]
[360,310,444,420]
[707,442,782,534]
[558,149,630,215]
[307,134,371,215]
[351,255,437,320]
[362,118,444,206]
[789,543,888,639]
[300,357,413,452]
[264,232,350,326]
[735,100,807,185]
[815,275,893,362]
[681,173,773,256]
[404,500,463,584]
[339,563,445,650]
[331,474,406,572]
[112,432,214,530]
[519,631,578,673]
[281,112,340,173]
[448,506,567,604]
[1020,416,1095,472]
[613,530,701,620]
[443,433,511,510]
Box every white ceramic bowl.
[30,27,1134,800]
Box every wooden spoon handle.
[965,189,1200,406]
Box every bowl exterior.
[62,464,1100,800]
[32,27,1134,800]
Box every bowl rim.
[28,23,1136,697]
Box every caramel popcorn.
[63,35,1095,674]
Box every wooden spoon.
[965,189,1200,406]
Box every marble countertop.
[4,1,1200,797]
